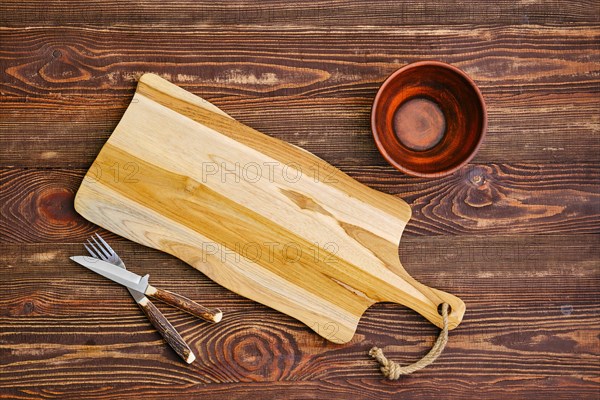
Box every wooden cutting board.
[75,73,465,343]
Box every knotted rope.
[369,303,449,379]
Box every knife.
[71,256,222,324]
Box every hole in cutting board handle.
[437,303,452,316]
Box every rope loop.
[369,303,449,379]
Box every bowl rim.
[371,60,488,178]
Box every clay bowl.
[371,61,487,177]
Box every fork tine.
[84,243,98,258]
[95,233,116,256]
[87,239,108,261]
[92,236,112,259]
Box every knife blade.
[70,256,150,293]
[83,242,147,303]
[71,255,222,324]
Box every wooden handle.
[137,297,196,364]
[146,285,223,323]
[412,286,466,330]
[380,270,466,331]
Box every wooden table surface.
[1,1,599,399]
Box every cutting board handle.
[376,263,466,330]
[414,285,465,330]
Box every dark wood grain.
[1,0,599,398]
[1,164,597,243]
[0,25,598,167]
[1,0,598,26]
[0,237,598,399]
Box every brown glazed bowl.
[371,61,487,177]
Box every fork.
[84,233,214,363]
